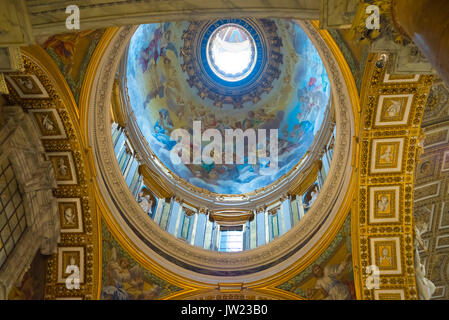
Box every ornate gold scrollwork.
[288,160,322,196]
[138,164,174,199]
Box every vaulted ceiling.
[0,0,448,301]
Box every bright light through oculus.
[207,24,257,82]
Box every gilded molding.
[4,50,100,300]
[353,52,433,299]
[138,164,174,199]
[83,20,358,287]
[288,160,322,196]
[111,78,126,128]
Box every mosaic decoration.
[276,214,355,300]
[39,29,105,104]
[125,19,330,194]
[100,221,183,300]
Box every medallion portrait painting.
[125,20,331,194]
[277,217,355,300]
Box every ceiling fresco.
[124,19,331,195]
[37,29,105,104]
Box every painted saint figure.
[307,254,352,300]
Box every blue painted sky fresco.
[125,20,330,194]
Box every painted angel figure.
[307,254,352,300]
[153,109,176,149]
[58,158,68,176]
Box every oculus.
[206,23,257,82]
[181,18,280,108]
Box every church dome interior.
[123,19,330,195]
[0,0,448,302]
[111,19,338,254]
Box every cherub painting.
[125,20,330,194]
[278,217,355,300]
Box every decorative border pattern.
[355,53,433,299]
